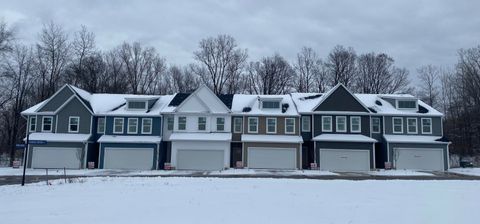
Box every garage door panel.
[32,147,82,169]
[248,147,296,169]
[177,149,224,171]
[395,148,444,171]
[320,149,370,171]
[104,148,154,170]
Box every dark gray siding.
[27,142,86,168]
[313,114,370,136]
[301,115,312,141]
[371,116,384,141]
[38,87,74,112]
[56,97,92,134]
[315,86,369,112]
[387,142,449,170]
[316,142,375,168]
[384,116,442,136]
[35,115,57,132]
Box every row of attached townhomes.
[20,84,450,171]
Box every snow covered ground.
[0,177,478,224]
[368,169,434,176]
[449,168,480,176]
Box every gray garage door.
[395,148,444,171]
[320,149,370,171]
[177,149,224,171]
[248,147,296,169]
[32,147,83,169]
[104,147,154,170]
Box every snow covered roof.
[231,94,299,116]
[21,100,48,115]
[312,134,377,143]
[25,133,91,142]
[169,133,232,141]
[383,135,448,144]
[241,134,303,143]
[98,135,162,143]
[290,93,326,113]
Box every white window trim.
[68,116,80,133]
[260,100,281,109]
[350,116,361,133]
[407,117,418,134]
[301,116,311,132]
[233,117,242,133]
[248,117,258,133]
[127,118,138,134]
[167,116,174,131]
[371,117,380,133]
[322,116,332,132]
[41,116,53,132]
[29,117,36,132]
[285,118,295,134]
[178,116,187,131]
[198,117,207,131]
[421,118,432,134]
[141,118,153,134]
[97,117,105,134]
[396,100,418,110]
[126,100,148,111]
[392,117,403,134]
[216,117,225,131]
[266,117,277,134]
[336,116,347,133]
[113,118,124,134]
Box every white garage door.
[248,147,296,169]
[395,148,444,171]
[104,147,154,170]
[320,149,370,171]
[177,149,224,171]
[32,147,83,169]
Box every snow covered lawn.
[0,177,478,224]
[368,169,434,176]
[449,168,480,176]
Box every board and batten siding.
[56,97,92,134]
[37,86,74,112]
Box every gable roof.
[231,94,298,116]
[166,85,231,113]
[312,83,371,113]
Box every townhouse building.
[21,83,450,171]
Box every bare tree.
[325,45,357,88]
[246,54,294,94]
[100,49,127,93]
[35,21,70,100]
[192,34,247,94]
[167,65,199,93]
[294,47,321,92]
[314,60,329,93]
[417,65,440,107]
[0,20,15,54]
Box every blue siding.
[104,116,162,136]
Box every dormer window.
[396,100,417,110]
[262,101,280,109]
[127,101,147,110]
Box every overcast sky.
[1,0,479,79]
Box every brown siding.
[244,116,300,135]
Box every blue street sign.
[15,144,26,149]
[28,140,48,145]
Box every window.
[29,117,36,132]
[392,117,403,133]
[198,117,206,131]
[266,118,277,134]
[302,116,311,132]
[42,116,53,132]
[285,118,295,134]
[234,117,242,133]
[127,118,138,134]
[97,117,105,134]
[350,116,361,133]
[178,117,186,130]
[336,116,347,132]
[397,100,417,109]
[113,118,124,134]
[248,117,258,133]
[407,118,417,134]
[127,101,147,110]
[68,116,80,133]
[262,101,280,109]
[422,118,432,134]
[322,116,332,132]
[142,118,152,134]
[216,117,225,131]
[371,117,380,133]
[167,117,174,131]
